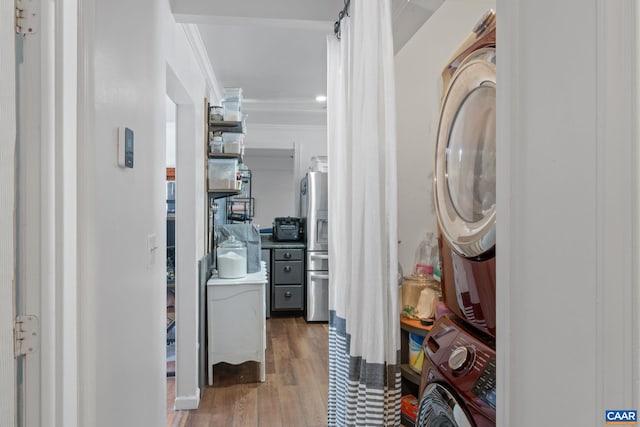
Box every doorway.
[242,148,296,229]
[165,95,177,378]
[165,64,203,411]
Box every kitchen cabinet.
[260,235,306,316]
[272,248,305,312]
[206,262,267,385]
[400,318,431,427]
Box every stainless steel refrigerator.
[300,170,329,322]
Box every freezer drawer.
[273,260,303,284]
[273,285,304,311]
[306,271,329,322]
[306,251,328,271]
[273,248,303,261]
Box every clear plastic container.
[217,235,247,279]
[210,106,224,122]
[401,275,440,320]
[413,232,439,278]
[209,135,223,154]
[223,87,243,101]
[401,276,427,319]
[208,158,238,190]
[222,101,241,121]
[223,133,244,154]
[222,88,243,121]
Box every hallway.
[167,316,329,427]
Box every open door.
[0,2,18,425]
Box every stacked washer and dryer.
[416,10,497,427]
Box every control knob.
[448,346,474,373]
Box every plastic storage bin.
[209,135,223,154]
[222,87,243,122]
[208,158,238,190]
[409,333,425,373]
[223,133,244,154]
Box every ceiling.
[171,0,444,126]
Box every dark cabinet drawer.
[274,248,303,261]
[273,285,303,311]
[273,260,303,284]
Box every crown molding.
[249,123,327,132]
[181,23,223,102]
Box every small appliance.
[417,314,496,427]
[272,217,303,242]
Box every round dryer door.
[416,383,473,427]
[434,48,496,258]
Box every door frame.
[0,0,18,424]
[496,0,639,424]
[166,64,201,410]
[16,0,83,425]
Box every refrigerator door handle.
[310,274,329,280]
[310,254,329,260]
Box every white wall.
[497,0,638,424]
[244,123,327,209]
[242,150,295,228]
[84,0,167,423]
[165,97,176,168]
[394,0,495,276]
[77,0,212,424]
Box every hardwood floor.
[167,316,329,427]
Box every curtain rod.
[333,0,351,39]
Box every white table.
[206,262,267,385]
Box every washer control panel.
[472,358,496,409]
[448,345,475,373]
[426,314,496,419]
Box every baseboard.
[173,389,201,410]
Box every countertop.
[260,234,306,249]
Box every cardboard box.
[401,394,419,422]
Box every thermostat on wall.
[118,127,134,168]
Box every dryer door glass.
[434,49,496,258]
[446,84,496,224]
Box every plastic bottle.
[413,232,438,278]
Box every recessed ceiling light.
[315,95,327,102]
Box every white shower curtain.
[327,1,400,425]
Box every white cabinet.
[206,262,267,385]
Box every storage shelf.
[208,189,240,199]
[209,120,243,133]
[400,318,433,336]
[208,153,242,159]
[400,364,421,386]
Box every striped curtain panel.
[326,1,400,426]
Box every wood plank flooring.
[167,316,329,427]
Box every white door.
[0,0,18,425]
